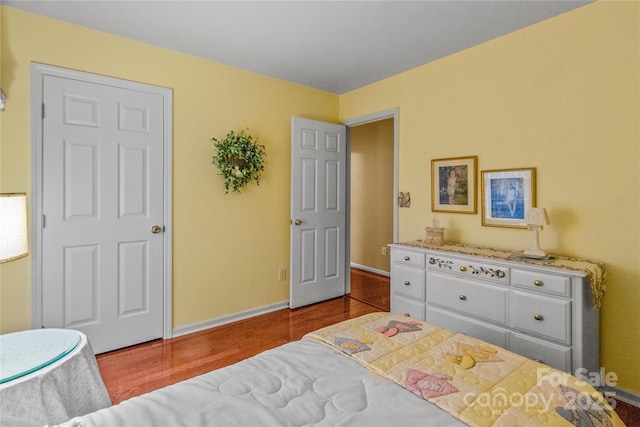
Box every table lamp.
[523,207,549,258]
[0,193,29,263]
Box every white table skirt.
[0,330,111,427]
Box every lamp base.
[522,249,548,259]
[512,253,555,262]
[524,225,547,259]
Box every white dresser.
[389,242,603,374]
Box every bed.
[55,312,623,427]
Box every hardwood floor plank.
[349,268,390,311]
[97,296,381,404]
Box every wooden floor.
[97,295,382,404]
[349,267,391,311]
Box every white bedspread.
[56,340,467,427]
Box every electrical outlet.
[278,268,287,281]
[381,247,387,256]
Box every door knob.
[151,225,162,234]
[294,219,302,226]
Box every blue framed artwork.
[431,156,477,214]
[481,168,536,228]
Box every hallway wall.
[349,118,394,273]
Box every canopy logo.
[463,367,619,415]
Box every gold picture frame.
[481,167,536,228]
[431,156,477,214]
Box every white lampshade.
[524,207,549,226]
[0,193,28,263]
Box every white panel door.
[41,75,165,354]
[290,117,347,308]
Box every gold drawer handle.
[404,281,411,286]
[459,266,467,272]
[404,256,411,261]
[403,313,411,317]
[534,280,543,287]
[459,295,467,301]
[533,313,544,321]
[534,358,543,363]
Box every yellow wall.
[350,119,394,272]
[340,1,639,393]
[2,1,639,395]
[0,6,339,331]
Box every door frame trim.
[343,107,399,292]
[29,63,174,340]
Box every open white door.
[290,117,347,308]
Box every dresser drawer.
[391,295,425,320]
[510,332,572,372]
[426,272,508,325]
[427,254,509,285]
[392,248,426,268]
[391,265,425,301]
[509,291,571,344]
[427,306,508,349]
[512,269,571,297]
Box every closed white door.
[290,117,347,308]
[41,75,165,354]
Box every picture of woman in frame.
[490,178,524,219]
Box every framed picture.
[398,192,411,208]
[431,156,477,214]
[481,168,536,228]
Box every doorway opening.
[344,109,398,311]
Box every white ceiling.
[5,0,592,94]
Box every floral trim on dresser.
[428,257,454,270]
[402,240,607,309]
[467,265,507,279]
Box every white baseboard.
[350,262,390,277]
[172,264,387,338]
[172,300,290,338]
[605,385,640,408]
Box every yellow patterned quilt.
[304,312,624,427]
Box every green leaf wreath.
[211,129,266,193]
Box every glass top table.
[0,328,111,425]
[0,328,81,384]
